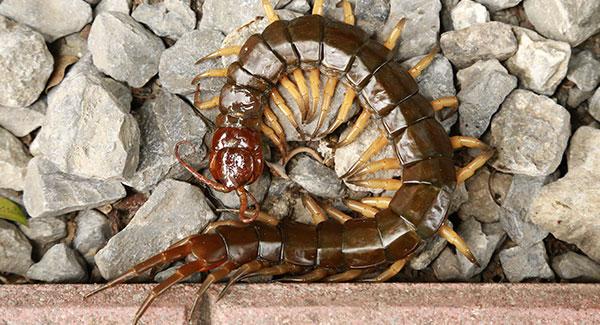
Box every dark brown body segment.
[287,15,324,67]
[239,34,285,83]
[321,19,369,74]
[345,40,391,89]
[261,20,300,70]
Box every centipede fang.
[85,1,495,323]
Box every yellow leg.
[350,158,401,180]
[324,269,363,282]
[270,89,304,139]
[450,136,490,150]
[193,91,219,111]
[322,204,352,223]
[264,105,286,143]
[280,76,306,120]
[261,122,287,158]
[340,0,355,25]
[384,18,407,50]
[344,199,379,218]
[322,86,356,136]
[438,223,480,267]
[408,46,439,79]
[292,69,310,121]
[302,194,328,225]
[341,133,388,179]
[456,150,494,184]
[360,196,392,209]
[307,68,320,122]
[349,179,403,191]
[312,0,325,15]
[432,96,458,112]
[335,107,372,148]
[261,0,280,23]
[191,68,228,85]
[195,46,241,64]
[364,258,407,282]
[312,76,339,137]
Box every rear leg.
[362,258,408,282]
[188,261,237,323]
[216,260,267,301]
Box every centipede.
[85,1,495,323]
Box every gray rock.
[0,0,92,42]
[433,218,506,280]
[378,0,441,61]
[490,89,570,176]
[475,0,521,11]
[0,16,53,108]
[275,0,310,13]
[95,0,132,16]
[440,21,517,68]
[23,157,126,219]
[589,88,600,122]
[499,242,554,282]
[200,0,282,34]
[159,28,226,96]
[154,261,203,283]
[440,0,460,32]
[552,252,600,281]
[523,0,600,47]
[410,221,453,270]
[566,51,600,108]
[457,59,517,137]
[324,0,390,36]
[125,90,207,192]
[132,0,196,40]
[529,126,600,263]
[208,170,272,209]
[0,99,46,137]
[36,68,140,181]
[18,216,66,247]
[0,219,32,276]
[74,210,113,264]
[449,182,468,215]
[451,0,489,30]
[506,27,571,96]
[288,155,346,199]
[0,127,31,191]
[499,174,549,248]
[88,12,165,87]
[334,120,400,193]
[95,179,216,279]
[26,243,88,283]
[459,167,512,223]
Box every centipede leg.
[438,223,480,267]
[261,0,280,23]
[270,88,305,139]
[261,122,287,158]
[188,261,236,323]
[348,178,403,191]
[322,86,356,136]
[323,269,364,282]
[431,96,458,112]
[216,260,266,301]
[323,204,352,223]
[408,46,439,79]
[191,68,228,85]
[194,94,220,111]
[302,193,328,225]
[349,158,401,180]
[334,107,372,148]
[344,199,379,218]
[450,136,490,150]
[292,69,310,122]
[339,0,355,25]
[456,149,495,184]
[307,68,320,122]
[280,76,307,120]
[241,263,303,281]
[312,0,325,15]
[282,267,330,282]
[362,258,408,282]
[312,76,339,137]
[195,46,241,64]
[384,18,407,50]
[340,133,389,179]
[360,196,392,209]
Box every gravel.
[551,252,600,282]
[288,155,346,199]
[0,0,92,42]
[18,216,66,248]
[0,99,46,137]
[26,243,88,283]
[590,88,600,122]
[450,0,489,30]
[95,0,132,16]
[490,89,571,176]
[200,0,280,34]
[459,167,512,224]
[499,242,554,282]
[0,219,33,276]
[0,127,31,191]
[475,0,521,12]
[566,51,600,108]
[410,221,453,271]
[208,170,272,209]
[132,0,196,40]
[0,16,53,108]
[73,210,113,264]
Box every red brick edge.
[1,283,599,324]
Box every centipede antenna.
[334,107,372,148]
[349,158,401,180]
[344,199,379,218]
[312,0,325,15]
[360,196,392,209]
[292,69,311,122]
[384,18,407,50]
[261,0,280,23]
[174,141,231,192]
[408,46,439,79]
[191,68,228,85]
[431,96,459,112]
[321,86,355,137]
[341,133,388,179]
[195,46,241,64]
[338,0,355,25]
[348,178,403,191]
[438,224,480,267]
[312,76,339,137]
